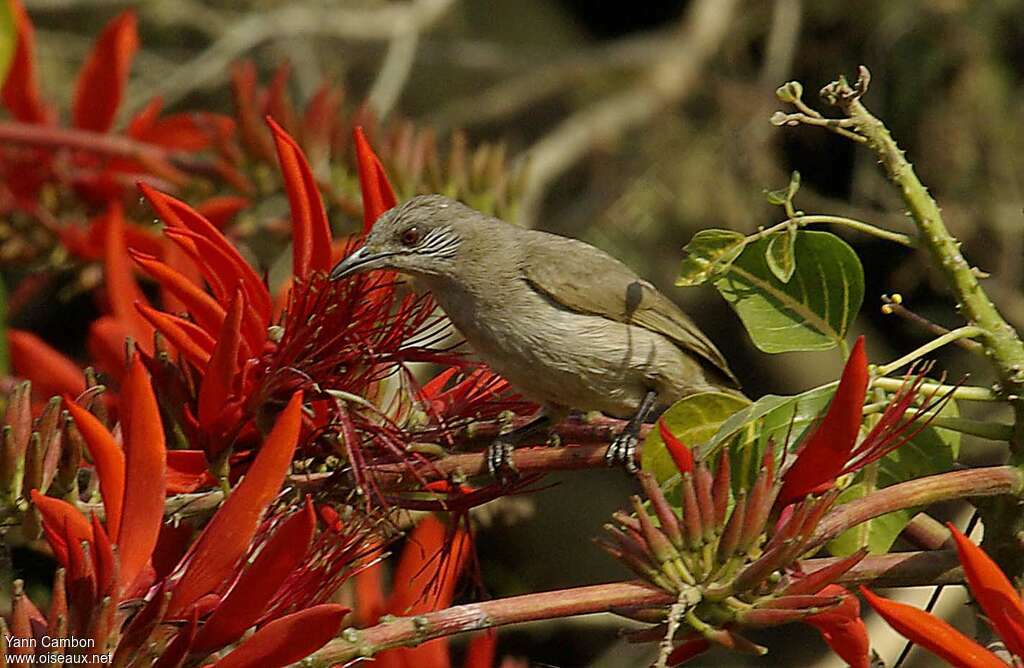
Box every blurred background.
[8,0,1024,665]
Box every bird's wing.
[521,233,739,386]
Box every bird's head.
[330,194,470,281]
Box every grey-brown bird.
[330,195,738,478]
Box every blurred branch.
[431,30,677,130]
[126,0,456,114]
[367,0,456,120]
[515,0,740,227]
[758,0,803,88]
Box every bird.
[330,194,739,479]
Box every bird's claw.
[486,438,520,484]
[606,432,639,474]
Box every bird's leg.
[606,390,659,473]
[487,412,554,484]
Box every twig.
[880,294,986,353]
[515,0,741,227]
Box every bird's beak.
[329,246,395,281]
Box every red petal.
[135,304,214,367]
[804,585,869,668]
[779,336,868,504]
[87,316,131,381]
[860,586,1005,668]
[210,604,348,668]
[30,490,93,567]
[353,126,397,233]
[667,635,712,665]
[104,202,153,350]
[1,0,52,123]
[63,400,125,541]
[382,516,471,667]
[354,562,386,626]
[116,354,166,594]
[141,184,271,326]
[197,289,244,431]
[166,391,303,616]
[192,499,317,651]
[90,514,117,598]
[125,96,163,138]
[166,450,214,493]
[8,329,86,398]
[131,250,226,336]
[140,112,236,152]
[72,10,138,132]
[196,196,249,230]
[463,631,497,668]
[658,418,693,474]
[948,524,1024,658]
[267,116,333,279]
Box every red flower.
[0,3,236,208]
[779,336,949,505]
[658,416,694,474]
[863,524,1024,668]
[15,366,377,666]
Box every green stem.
[751,214,915,248]
[874,326,985,375]
[870,377,998,402]
[819,70,1024,452]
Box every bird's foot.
[606,431,639,474]
[486,438,520,485]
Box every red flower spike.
[658,418,693,474]
[71,10,138,132]
[8,330,86,398]
[103,202,153,350]
[166,391,304,616]
[353,126,398,232]
[152,609,198,668]
[63,400,125,541]
[2,0,52,123]
[860,586,1005,668]
[948,523,1024,658]
[804,585,869,668]
[117,354,166,594]
[192,499,317,651]
[197,289,245,431]
[779,336,868,505]
[30,490,93,567]
[267,116,333,279]
[210,604,349,668]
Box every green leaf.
[765,227,797,282]
[676,229,747,287]
[713,230,864,353]
[828,399,961,556]
[642,391,750,484]
[0,2,13,88]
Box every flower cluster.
[602,337,949,666]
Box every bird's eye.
[400,226,421,246]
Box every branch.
[301,550,962,665]
[810,466,1024,549]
